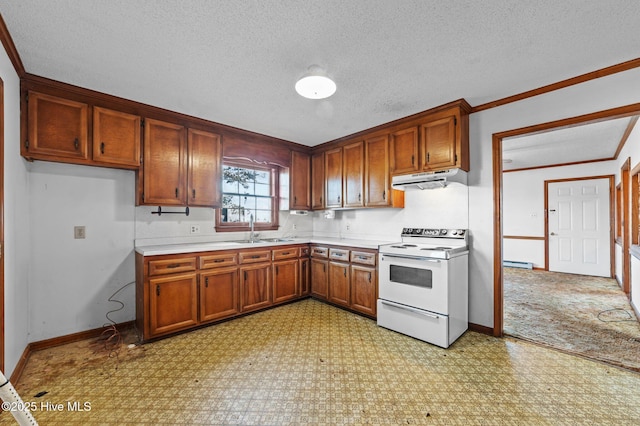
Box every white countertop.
[135,237,396,256]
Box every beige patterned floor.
[2,298,640,425]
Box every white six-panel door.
[547,178,611,277]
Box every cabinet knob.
[369,272,372,282]
[100,142,105,154]
[382,190,386,200]
[175,188,179,198]
[427,152,430,163]
[74,138,79,150]
[343,268,347,277]
[205,277,209,287]
[156,285,160,296]
[411,154,414,165]
[192,189,196,199]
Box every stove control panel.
[401,228,467,238]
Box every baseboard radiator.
[503,260,533,269]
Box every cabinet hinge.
[25,139,29,150]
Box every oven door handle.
[380,300,440,319]
[380,254,441,263]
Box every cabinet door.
[149,273,198,337]
[299,257,311,296]
[273,259,299,304]
[311,152,325,209]
[93,106,141,167]
[324,148,343,208]
[311,258,328,299]
[27,91,88,160]
[390,126,419,175]
[142,118,187,205]
[240,264,271,312]
[329,261,350,307]
[200,267,239,323]
[291,151,311,210]
[188,128,222,207]
[422,115,457,171]
[365,134,390,207]
[351,265,377,317]
[343,141,365,208]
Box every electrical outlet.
[346,222,351,231]
[74,226,86,239]
[190,224,200,234]
[293,224,297,230]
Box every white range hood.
[391,168,468,190]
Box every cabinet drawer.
[148,257,197,276]
[329,248,350,261]
[239,250,271,264]
[273,247,299,260]
[351,250,377,266]
[199,252,238,269]
[300,245,311,257]
[311,246,328,258]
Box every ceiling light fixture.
[295,65,336,99]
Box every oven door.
[378,253,449,315]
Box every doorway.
[1,78,4,372]
[492,104,640,337]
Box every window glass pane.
[255,210,271,222]
[255,183,270,196]
[255,170,270,184]
[222,179,238,193]
[256,198,271,210]
[241,196,256,210]
[220,163,276,228]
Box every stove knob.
[452,230,458,235]
[441,229,447,235]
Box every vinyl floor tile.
[2,298,640,425]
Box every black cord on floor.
[100,281,135,359]
[597,308,635,322]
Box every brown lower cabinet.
[136,244,309,341]
[311,245,378,317]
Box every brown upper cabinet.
[187,128,222,208]
[325,147,343,208]
[389,126,419,175]
[343,141,365,208]
[290,150,311,210]
[311,152,325,209]
[26,91,89,161]
[140,121,222,207]
[93,106,141,167]
[392,101,470,175]
[25,91,143,169]
[141,119,188,205]
[365,134,401,208]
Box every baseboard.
[468,322,493,336]
[533,266,545,271]
[9,321,134,384]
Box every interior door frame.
[621,158,631,294]
[492,103,640,337]
[544,175,615,277]
[1,77,4,372]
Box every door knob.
[550,232,557,236]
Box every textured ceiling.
[2,0,640,149]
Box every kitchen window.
[215,161,279,232]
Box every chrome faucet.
[249,213,256,243]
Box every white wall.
[502,161,616,268]
[27,162,136,342]
[312,185,469,242]
[1,50,29,376]
[469,67,640,328]
[614,117,640,308]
